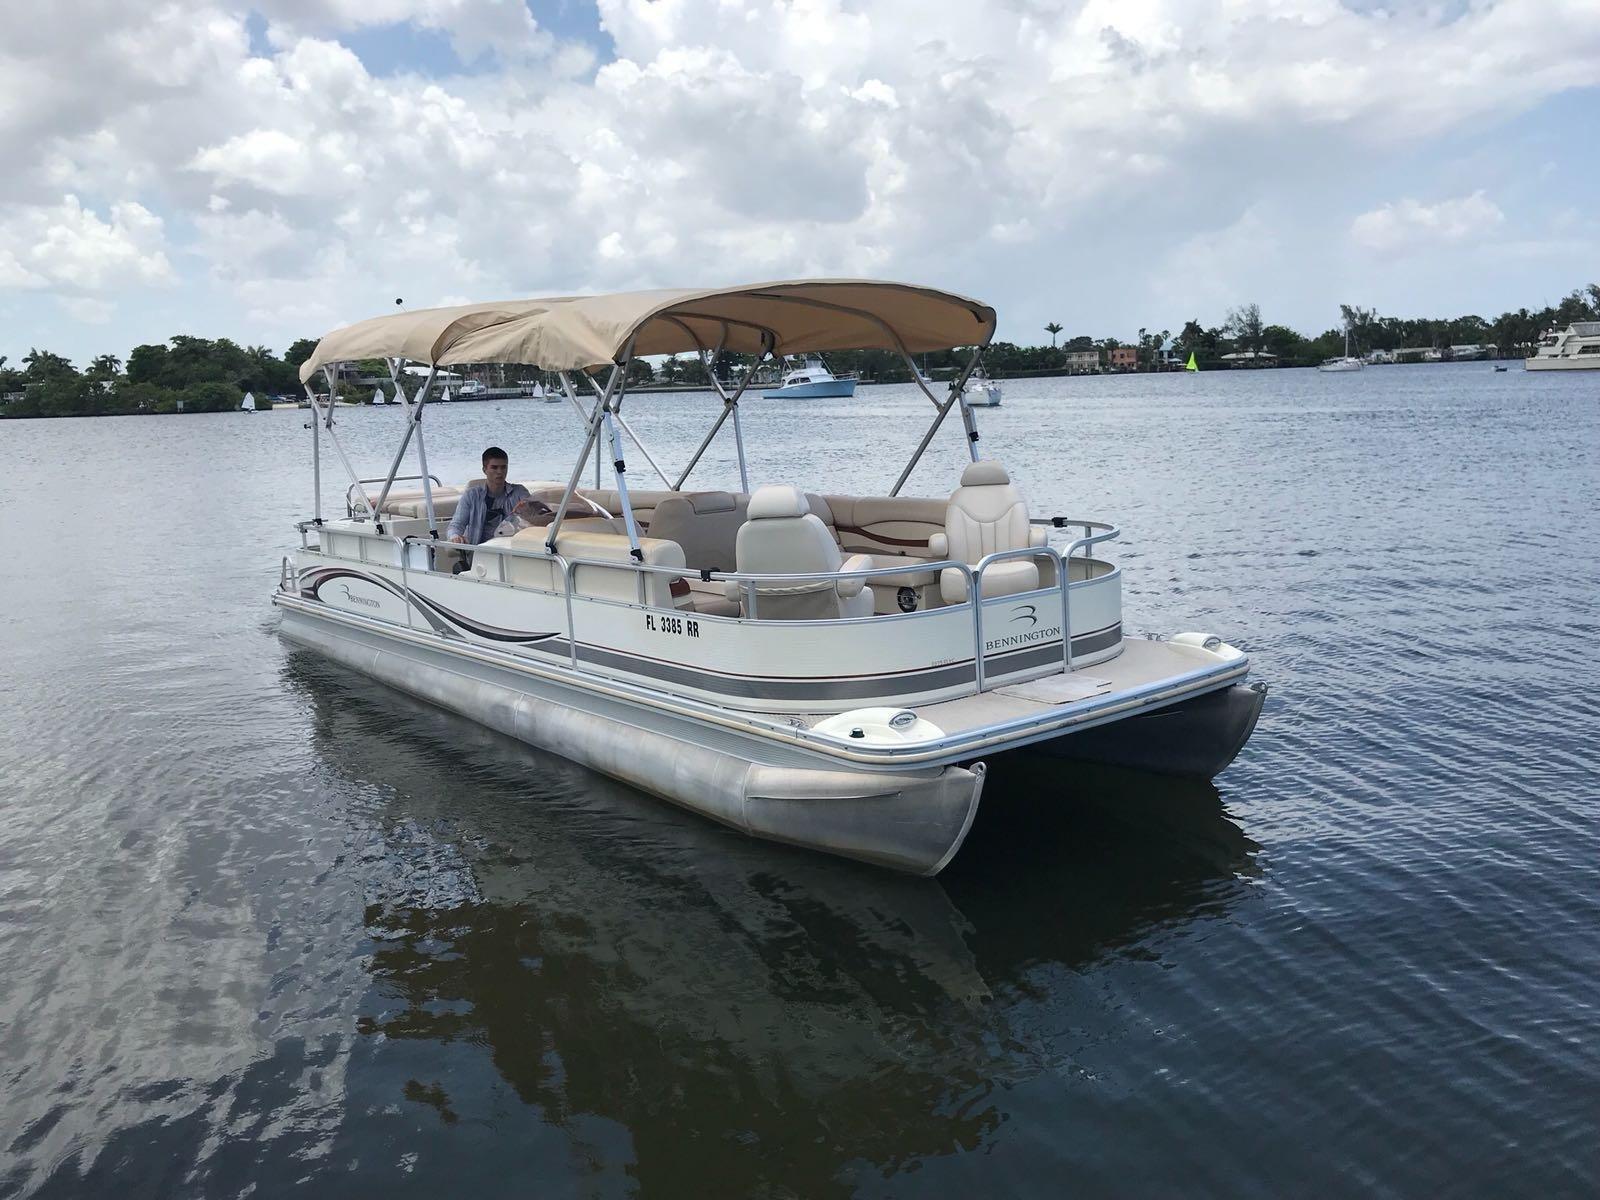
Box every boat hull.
[761,380,858,399]
[1524,357,1600,371]
[1025,681,1266,779]
[277,603,985,874]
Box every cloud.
[1350,192,1506,254]
[0,196,174,292]
[2,0,1599,363]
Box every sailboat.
[240,391,256,412]
[1185,352,1199,372]
[371,386,383,406]
[1318,322,1364,373]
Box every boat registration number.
[645,613,700,638]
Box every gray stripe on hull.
[529,623,1124,700]
[300,564,1120,702]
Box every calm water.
[1,364,1597,1197]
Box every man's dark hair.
[482,446,507,465]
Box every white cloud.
[2,0,1599,363]
[0,196,174,293]
[1351,192,1506,254]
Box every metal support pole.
[385,361,438,535]
[549,392,609,553]
[603,409,644,561]
[889,393,959,497]
[310,384,322,523]
[311,373,374,518]
[611,410,674,489]
[888,347,987,494]
[957,395,981,463]
[673,406,734,491]
[674,348,767,491]
[373,366,437,530]
[729,399,750,493]
[547,341,635,553]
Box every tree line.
[0,336,321,419]
[5,281,1597,418]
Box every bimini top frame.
[298,278,999,561]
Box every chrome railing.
[295,520,1120,699]
[345,474,444,518]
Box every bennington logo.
[986,605,1061,651]
[339,583,381,609]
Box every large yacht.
[1526,322,1600,371]
[274,280,1266,874]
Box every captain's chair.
[930,460,1047,605]
[727,486,874,620]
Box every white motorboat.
[1318,322,1363,373]
[762,355,858,399]
[274,280,1265,874]
[1525,322,1600,370]
[965,365,1002,406]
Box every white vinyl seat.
[929,460,1047,605]
[726,486,874,620]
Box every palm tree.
[1045,322,1063,348]
[89,353,121,379]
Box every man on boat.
[447,447,532,545]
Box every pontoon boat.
[273,280,1265,874]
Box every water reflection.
[285,653,1259,1189]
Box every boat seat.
[379,477,486,520]
[726,485,873,621]
[473,528,690,609]
[930,460,1048,605]
[647,492,747,570]
[821,494,949,613]
[575,487,678,533]
[647,492,749,616]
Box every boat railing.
[299,520,1119,698]
[345,475,444,518]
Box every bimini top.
[299,279,995,382]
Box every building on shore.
[1218,350,1278,369]
[1107,346,1138,372]
[1064,349,1101,374]
[1448,344,1491,361]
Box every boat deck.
[780,636,1244,744]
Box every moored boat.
[1525,322,1600,370]
[762,355,858,399]
[274,280,1265,874]
[965,364,1002,406]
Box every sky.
[2,0,1598,366]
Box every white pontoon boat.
[273,280,1265,874]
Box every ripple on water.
[2,373,1599,1195]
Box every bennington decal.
[339,583,381,609]
[986,604,1060,651]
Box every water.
[1,364,1596,1196]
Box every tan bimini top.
[299,279,996,382]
